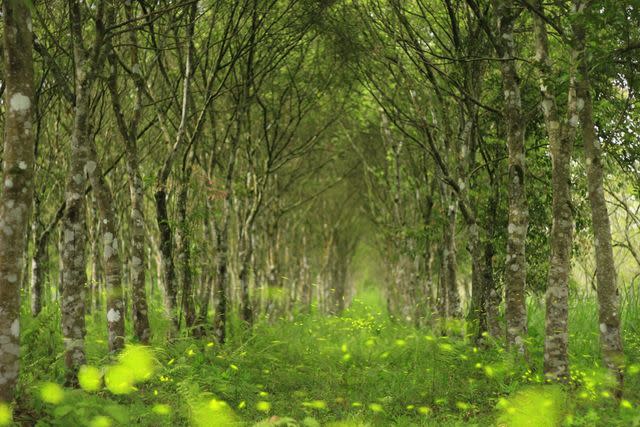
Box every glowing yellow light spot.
[365,339,375,347]
[368,403,383,412]
[256,401,271,412]
[238,401,246,409]
[341,343,348,353]
[601,391,611,398]
[78,365,102,392]
[342,353,352,362]
[152,404,171,415]
[206,342,214,348]
[352,402,362,407]
[0,402,12,426]
[209,399,228,411]
[418,406,431,415]
[230,364,239,371]
[187,349,196,357]
[395,339,406,347]
[259,391,269,397]
[40,382,64,404]
[105,365,135,395]
[167,358,175,365]
[119,345,155,381]
[153,389,159,396]
[473,347,478,353]
[496,398,509,409]
[475,363,482,369]
[621,399,633,409]
[406,404,414,410]
[438,343,453,352]
[484,366,495,377]
[89,415,112,427]
[302,400,327,409]
[425,335,434,341]
[456,402,470,410]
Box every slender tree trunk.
[484,181,502,338]
[178,183,196,331]
[106,2,151,344]
[213,144,238,343]
[492,0,529,354]
[86,142,126,352]
[445,197,460,319]
[0,0,36,401]
[573,0,624,395]
[213,220,230,344]
[155,189,179,333]
[31,231,49,317]
[533,1,578,381]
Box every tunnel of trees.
[0,0,639,425]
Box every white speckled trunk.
[86,142,126,352]
[572,0,624,396]
[0,0,36,402]
[493,0,528,354]
[533,0,578,382]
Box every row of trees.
[341,0,639,396]
[0,0,363,401]
[0,0,639,406]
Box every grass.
[11,286,640,426]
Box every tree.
[0,0,36,402]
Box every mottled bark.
[154,1,198,336]
[573,0,624,395]
[178,183,196,331]
[86,142,126,352]
[155,189,179,333]
[106,2,151,344]
[484,182,502,338]
[213,221,230,344]
[0,0,36,402]
[533,1,578,381]
[31,230,49,317]
[213,138,238,343]
[492,0,529,354]
[445,197,461,318]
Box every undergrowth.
[9,290,640,426]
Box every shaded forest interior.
[0,0,640,426]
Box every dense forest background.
[0,0,639,425]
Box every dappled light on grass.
[497,385,566,427]
[191,398,239,427]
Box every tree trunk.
[31,231,49,317]
[445,197,461,319]
[484,181,502,338]
[533,1,578,381]
[155,189,179,333]
[86,142,126,352]
[573,0,624,395]
[107,1,151,344]
[178,183,196,331]
[0,0,36,401]
[492,0,529,354]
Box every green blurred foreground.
[8,290,640,426]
